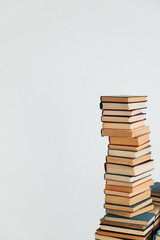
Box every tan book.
[101,102,146,110]
[104,186,151,197]
[102,114,145,123]
[103,109,143,116]
[105,160,153,176]
[105,189,151,206]
[105,171,151,183]
[95,234,122,240]
[100,223,153,236]
[108,146,151,158]
[102,120,145,130]
[95,229,151,240]
[109,133,150,146]
[104,206,159,225]
[152,197,160,202]
[107,204,154,218]
[104,198,152,212]
[101,96,147,103]
[106,153,151,166]
[108,142,150,151]
[102,126,149,137]
[100,218,148,230]
[105,179,153,193]
[106,176,151,188]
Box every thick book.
[101,96,147,103]
[101,114,146,123]
[95,228,151,240]
[100,102,146,110]
[109,133,150,146]
[105,179,153,193]
[151,182,160,197]
[104,171,151,183]
[108,142,150,151]
[105,189,151,206]
[104,207,158,225]
[99,223,153,236]
[106,153,151,166]
[152,197,160,203]
[104,198,152,212]
[103,109,143,116]
[102,126,149,137]
[104,160,154,176]
[108,146,151,159]
[104,187,151,198]
[102,120,145,130]
[106,203,154,218]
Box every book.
[104,207,158,225]
[99,223,153,236]
[102,120,145,130]
[100,217,149,230]
[106,204,154,218]
[102,126,149,137]
[100,102,146,110]
[101,96,147,103]
[104,198,152,212]
[104,187,151,198]
[105,160,154,176]
[95,228,151,240]
[105,189,151,206]
[152,197,160,202]
[103,109,143,116]
[105,179,153,193]
[108,142,150,151]
[109,133,150,146]
[101,114,146,123]
[151,182,160,197]
[105,171,151,183]
[106,153,151,166]
[106,176,151,187]
[108,146,151,159]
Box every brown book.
[105,179,153,193]
[105,189,151,206]
[108,146,151,158]
[101,96,147,103]
[105,171,151,183]
[106,176,151,188]
[108,142,150,151]
[101,102,146,110]
[102,126,149,137]
[106,153,151,166]
[107,204,154,218]
[109,133,150,146]
[104,187,151,198]
[100,218,148,230]
[101,114,146,123]
[105,160,154,176]
[104,198,152,212]
[102,120,145,130]
[95,228,151,240]
[103,109,143,116]
[99,223,153,236]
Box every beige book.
[102,114,145,123]
[101,102,146,110]
[108,142,150,151]
[103,109,142,116]
[104,186,150,197]
[108,146,151,158]
[105,189,151,206]
[106,176,151,187]
[103,120,145,130]
[102,126,149,137]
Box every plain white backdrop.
[0,0,160,239]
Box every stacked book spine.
[95,96,160,240]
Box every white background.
[0,0,160,240]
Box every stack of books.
[95,96,159,240]
[151,182,160,206]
